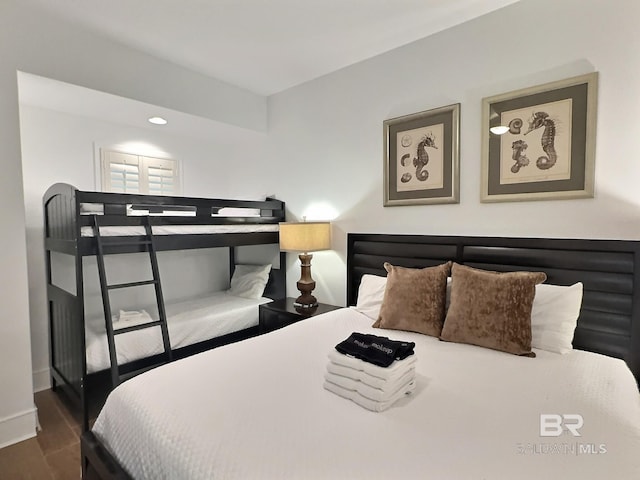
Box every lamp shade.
[279,222,331,253]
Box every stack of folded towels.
[323,332,417,412]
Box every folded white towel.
[328,350,416,382]
[324,368,415,402]
[326,361,416,390]
[113,310,153,329]
[323,377,416,412]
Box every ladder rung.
[119,361,169,382]
[107,279,157,290]
[113,320,163,335]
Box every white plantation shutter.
[145,157,177,195]
[101,150,180,195]
[104,151,140,193]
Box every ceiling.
[25,0,518,96]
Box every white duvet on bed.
[85,292,270,373]
[92,307,640,480]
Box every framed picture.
[481,72,598,202]
[383,103,460,206]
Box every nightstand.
[259,298,341,334]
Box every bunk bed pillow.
[217,207,261,217]
[79,203,104,215]
[229,264,272,299]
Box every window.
[101,150,180,195]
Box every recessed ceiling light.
[489,125,509,135]
[148,116,168,125]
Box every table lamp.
[279,221,331,308]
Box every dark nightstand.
[259,298,341,334]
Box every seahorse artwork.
[524,111,557,170]
[413,132,437,182]
[510,140,530,173]
[400,154,412,182]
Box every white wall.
[0,1,267,447]
[260,0,640,306]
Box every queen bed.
[82,234,640,480]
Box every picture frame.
[383,103,460,206]
[481,72,598,203]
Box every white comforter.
[92,307,640,480]
[85,292,270,373]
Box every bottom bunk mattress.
[85,292,270,373]
[92,307,640,480]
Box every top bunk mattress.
[80,224,279,237]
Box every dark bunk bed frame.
[43,183,286,431]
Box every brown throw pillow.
[373,261,451,337]
[440,263,546,356]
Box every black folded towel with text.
[335,332,415,367]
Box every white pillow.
[530,282,583,354]
[229,264,272,299]
[354,274,387,320]
[79,203,104,215]
[216,207,261,217]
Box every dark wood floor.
[0,390,81,479]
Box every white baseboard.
[32,367,51,393]
[0,407,37,449]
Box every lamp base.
[293,294,318,309]
[295,253,318,309]
[294,302,319,316]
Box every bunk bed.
[43,183,286,429]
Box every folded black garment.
[335,332,415,367]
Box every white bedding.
[92,307,640,480]
[80,224,278,237]
[86,292,270,373]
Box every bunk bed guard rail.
[43,183,286,255]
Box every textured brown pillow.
[440,263,546,356]
[373,261,451,337]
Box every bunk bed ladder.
[92,215,173,388]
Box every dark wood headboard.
[347,234,640,383]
